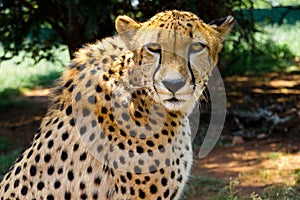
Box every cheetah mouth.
[166,97,180,103]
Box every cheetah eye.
[188,42,206,54]
[145,43,161,53]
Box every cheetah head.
[116,10,234,114]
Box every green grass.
[0,47,69,92]
[0,47,69,110]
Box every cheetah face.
[133,37,209,112]
[116,10,234,114]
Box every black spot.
[79,182,85,190]
[109,113,114,121]
[75,92,81,101]
[146,140,155,147]
[170,189,178,200]
[37,181,45,190]
[73,143,79,151]
[61,151,68,161]
[105,94,111,101]
[66,105,72,115]
[68,85,75,92]
[139,189,146,199]
[130,187,135,195]
[120,129,126,137]
[47,166,54,175]
[97,116,104,123]
[94,177,101,185]
[85,80,92,88]
[87,166,93,174]
[82,108,90,117]
[80,152,87,161]
[80,126,87,135]
[164,189,170,198]
[88,95,96,104]
[14,179,20,188]
[150,184,158,194]
[171,171,175,179]
[158,145,165,153]
[80,193,87,199]
[89,133,95,141]
[103,74,109,81]
[136,146,144,154]
[121,186,126,194]
[58,168,63,174]
[92,192,98,199]
[134,166,141,174]
[96,85,102,93]
[48,140,54,149]
[27,149,33,159]
[134,111,142,118]
[68,170,74,181]
[64,79,73,88]
[45,130,52,138]
[129,130,136,137]
[165,158,170,166]
[169,112,177,117]
[177,175,183,182]
[149,165,157,173]
[118,142,125,150]
[139,134,146,139]
[44,154,51,163]
[65,191,71,199]
[97,145,103,153]
[162,129,168,135]
[120,175,126,183]
[121,112,129,121]
[30,165,37,176]
[101,107,107,114]
[108,135,113,141]
[57,121,64,129]
[21,186,28,195]
[171,121,177,126]
[102,58,108,64]
[47,194,54,200]
[62,132,69,140]
[54,180,61,189]
[108,126,115,132]
[70,118,75,126]
[161,177,168,186]
[4,183,9,192]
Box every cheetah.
[0,10,233,199]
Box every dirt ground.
[0,72,300,197]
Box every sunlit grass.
[264,22,300,56]
[0,47,70,93]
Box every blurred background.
[0,0,299,199]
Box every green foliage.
[221,23,296,75]
[0,0,250,62]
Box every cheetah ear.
[209,16,234,41]
[115,15,141,47]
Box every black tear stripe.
[152,48,162,92]
[187,48,196,88]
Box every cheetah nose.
[162,78,185,94]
